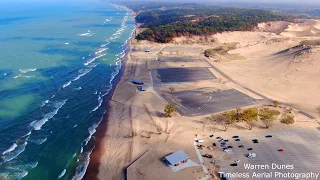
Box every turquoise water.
[0,1,135,179]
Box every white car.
[223,149,231,152]
[247,153,256,158]
[235,159,241,163]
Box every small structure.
[164,150,189,166]
[132,79,144,85]
[137,84,148,91]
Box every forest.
[124,3,292,43]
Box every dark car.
[252,139,258,141]
[247,148,253,151]
[213,143,216,146]
[202,154,213,158]
[235,139,240,141]
[209,135,214,138]
[216,137,221,139]
[253,140,259,144]
[232,136,239,138]
[230,163,238,166]
[224,140,229,142]
[239,145,244,148]
[266,135,273,138]
[228,146,233,148]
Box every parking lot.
[207,129,320,180]
[152,67,217,83]
[163,89,256,116]
[159,56,202,62]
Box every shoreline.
[84,28,135,180]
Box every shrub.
[274,100,279,107]
[281,114,295,125]
[259,108,280,128]
[164,103,177,117]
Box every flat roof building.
[164,150,189,166]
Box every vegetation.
[211,114,232,131]
[274,100,279,107]
[259,108,280,128]
[169,87,175,94]
[204,43,238,57]
[300,40,320,46]
[317,106,320,116]
[242,108,259,130]
[281,113,295,125]
[132,4,291,43]
[164,103,177,117]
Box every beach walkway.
[193,138,209,180]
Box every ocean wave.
[3,73,7,76]
[62,81,72,89]
[30,100,67,131]
[100,41,110,47]
[90,98,103,113]
[19,68,36,74]
[51,95,55,99]
[73,124,77,128]
[2,143,18,155]
[29,138,47,145]
[41,100,49,107]
[0,142,27,165]
[84,53,105,66]
[95,48,108,55]
[13,74,21,79]
[74,87,82,91]
[65,42,69,45]
[58,169,66,179]
[77,30,94,37]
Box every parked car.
[235,139,240,141]
[278,149,284,152]
[216,137,221,139]
[227,146,233,148]
[266,135,273,138]
[224,140,229,142]
[235,159,241,163]
[209,134,214,138]
[213,143,216,146]
[247,153,256,158]
[232,136,239,138]
[230,163,238,166]
[202,154,213,158]
[238,145,244,148]
[247,148,253,151]
[223,149,231,152]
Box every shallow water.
[0,1,135,179]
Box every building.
[132,79,144,85]
[164,150,189,166]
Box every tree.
[211,113,235,132]
[169,87,175,94]
[259,108,280,128]
[281,113,295,125]
[235,108,243,122]
[274,100,279,107]
[242,108,259,130]
[164,103,177,117]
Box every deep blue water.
[0,1,135,179]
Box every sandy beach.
[85,19,320,180]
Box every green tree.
[242,108,259,130]
[164,103,177,117]
[211,113,235,132]
[259,108,280,128]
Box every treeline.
[129,4,292,43]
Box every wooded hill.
[124,3,292,43]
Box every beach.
[84,18,320,180]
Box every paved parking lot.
[159,56,202,62]
[153,67,216,83]
[211,129,320,180]
[163,89,256,116]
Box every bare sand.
[86,19,320,180]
